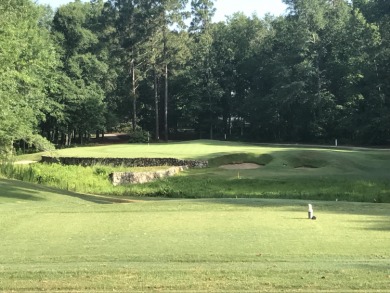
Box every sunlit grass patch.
[0,185,389,292]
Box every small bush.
[113,122,133,133]
[111,122,150,143]
[94,167,109,176]
[128,129,149,143]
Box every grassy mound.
[284,150,328,168]
[208,153,273,167]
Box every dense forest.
[1,0,389,155]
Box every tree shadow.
[0,178,133,205]
[0,178,46,202]
[195,198,308,211]
[352,220,390,231]
[194,198,390,228]
[63,192,136,204]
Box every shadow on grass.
[0,178,46,202]
[195,198,390,218]
[60,191,134,204]
[194,198,390,232]
[352,220,390,231]
[195,198,308,211]
[0,178,132,205]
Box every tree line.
[1,0,389,156]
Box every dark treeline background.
[1,0,389,155]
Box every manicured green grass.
[32,140,268,159]
[6,140,390,203]
[25,139,388,160]
[0,178,389,292]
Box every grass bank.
[0,178,389,292]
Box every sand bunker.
[220,163,262,170]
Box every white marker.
[308,204,313,219]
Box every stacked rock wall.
[41,156,208,168]
[109,166,188,186]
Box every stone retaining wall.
[41,156,208,168]
[110,166,188,186]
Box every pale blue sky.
[213,0,287,21]
[37,0,288,22]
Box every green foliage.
[109,123,150,143]
[1,163,114,193]
[48,0,108,145]
[0,161,170,194]
[2,0,390,155]
[112,122,133,133]
[0,0,56,155]
[128,129,149,143]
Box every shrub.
[128,129,149,143]
[112,122,133,133]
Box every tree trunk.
[61,132,66,146]
[154,68,160,141]
[208,93,213,140]
[163,22,169,142]
[132,59,137,131]
[164,63,168,141]
[228,116,232,135]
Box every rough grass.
[0,178,389,292]
[0,162,171,195]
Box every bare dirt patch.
[92,133,130,144]
[294,166,318,170]
[220,163,262,170]
[14,160,38,165]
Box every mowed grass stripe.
[1,179,389,291]
[42,140,348,159]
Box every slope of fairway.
[1,178,389,292]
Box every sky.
[213,0,287,21]
[37,0,288,22]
